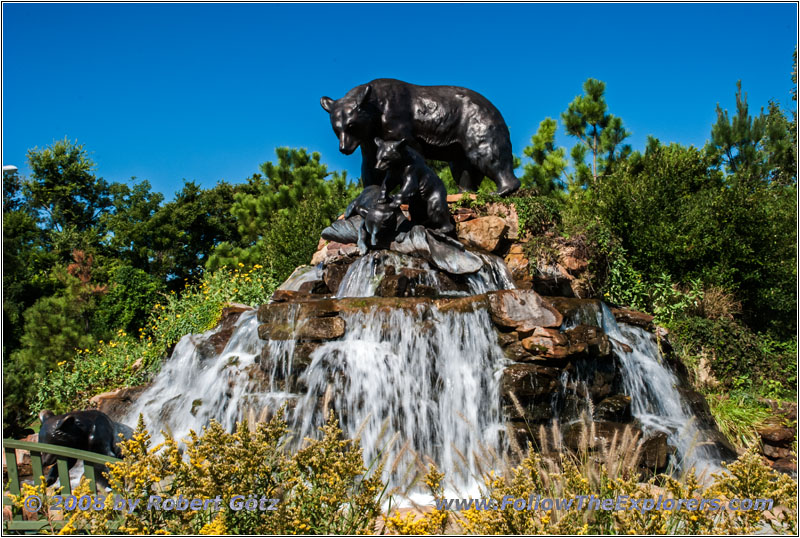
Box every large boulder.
[258,316,345,341]
[89,386,148,421]
[323,261,354,296]
[501,364,562,400]
[202,304,254,355]
[484,202,519,241]
[611,307,654,329]
[456,216,508,252]
[311,240,360,266]
[487,290,563,331]
[640,432,670,471]
[594,395,632,422]
[504,244,533,289]
[758,425,795,447]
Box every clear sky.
[3,2,797,198]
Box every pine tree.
[520,118,568,194]
[208,148,358,275]
[561,79,631,186]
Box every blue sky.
[3,2,797,198]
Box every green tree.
[100,180,165,271]
[23,138,111,240]
[520,117,568,195]
[92,264,163,337]
[763,101,797,186]
[3,253,104,434]
[586,139,796,336]
[562,79,631,187]
[705,81,773,183]
[209,148,357,279]
[148,180,251,287]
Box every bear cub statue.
[374,137,455,237]
[38,409,133,486]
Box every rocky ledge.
[256,284,737,473]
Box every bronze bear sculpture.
[320,78,521,197]
[37,409,133,486]
[374,138,455,236]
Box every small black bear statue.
[38,409,133,486]
[374,138,455,236]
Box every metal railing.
[3,439,120,533]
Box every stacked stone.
[757,402,797,475]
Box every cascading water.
[124,310,269,443]
[336,250,515,298]
[124,253,514,495]
[336,251,441,297]
[598,304,721,473]
[123,251,723,500]
[465,252,517,294]
[290,307,508,492]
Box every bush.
[49,413,385,534]
[668,316,796,399]
[91,265,163,338]
[33,264,279,414]
[583,142,796,337]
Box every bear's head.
[374,138,407,171]
[356,198,400,248]
[320,85,374,155]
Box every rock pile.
[255,196,743,473]
[757,401,797,474]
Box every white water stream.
[124,255,722,497]
[599,304,721,473]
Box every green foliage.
[763,100,797,186]
[562,78,631,186]
[99,180,164,272]
[152,180,248,287]
[428,160,459,194]
[24,137,111,234]
[57,413,385,535]
[668,316,796,399]
[705,81,795,186]
[5,292,96,430]
[209,148,358,281]
[520,117,568,194]
[4,141,331,434]
[34,264,279,415]
[706,394,771,450]
[506,190,563,236]
[92,265,163,338]
[579,137,796,336]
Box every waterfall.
[599,303,721,473]
[336,250,515,298]
[122,252,723,499]
[290,307,507,492]
[123,310,268,442]
[336,251,440,298]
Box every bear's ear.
[373,137,383,148]
[320,96,335,113]
[57,415,76,431]
[397,138,409,148]
[39,409,54,424]
[356,85,371,108]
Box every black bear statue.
[37,409,133,486]
[321,78,521,197]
